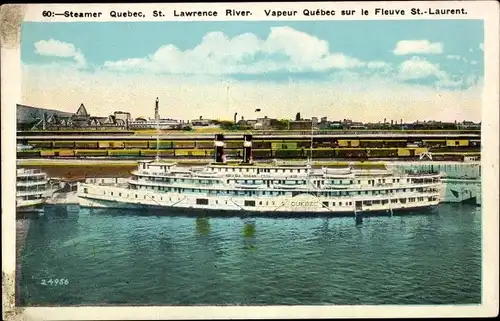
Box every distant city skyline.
[21,20,484,122]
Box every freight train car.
[57,149,75,157]
[296,140,312,148]
[365,148,398,157]
[311,149,336,158]
[359,140,380,148]
[174,149,212,157]
[272,142,298,150]
[53,141,75,148]
[337,140,360,147]
[27,141,53,149]
[194,141,214,149]
[172,141,196,149]
[313,141,334,148]
[108,149,141,157]
[396,148,429,157]
[74,141,99,149]
[98,141,125,149]
[140,150,176,157]
[17,150,41,158]
[385,140,408,148]
[224,141,244,149]
[147,140,174,149]
[334,148,367,158]
[446,139,470,147]
[74,149,108,157]
[422,140,446,148]
[40,150,55,157]
[124,141,149,149]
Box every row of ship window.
[211,168,306,173]
[89,188,431,201]
[130,185,436,196]
[18,194,44,200]
[85,189,433,207]
[17,176,46,181]
[17,185,47,191]
[137,176,438,186]
[194,196,433,207]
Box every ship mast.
[309,114,314,166]
[155,97,160,162]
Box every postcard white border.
[2,1,499,320]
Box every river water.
[17,203,481,306]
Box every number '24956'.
[41,279,69,286]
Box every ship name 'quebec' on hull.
[77,134,442,215]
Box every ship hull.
[79,196,438,217]
[16,200,45,213]
[440,178,481,205]
[78,183,440,217]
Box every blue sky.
[20,20,484,122]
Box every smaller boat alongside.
[16,168,49,213]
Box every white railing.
[16,180,49,187]
[16,190,46,197]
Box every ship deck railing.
[16,180,49,187]
[16,190,46,197]
[17,168,44,175]
[127,177,441,193]
[81,185,440,203]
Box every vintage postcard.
[2,1,499,320]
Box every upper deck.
[131,160,441,187]
[16,168,47,179]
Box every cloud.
[103,27,369,75]
[393,40,443,55]
[436,77,464,88]
[479,43,484,51]
[366,61,390,69]
[34,39,86,67]
[398,57,444,80]
[397,56,462,88]
[470,60,478,65]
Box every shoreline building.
[29,103,127,130]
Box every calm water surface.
[18,203,481,306]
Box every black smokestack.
[214,134,225,163]
[242,134,253,164]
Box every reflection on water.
[242,221,256,238]
[195,217,211,236]
[17,203,481,306]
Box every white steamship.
[77,134,442,215]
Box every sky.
[20,20,484,122]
